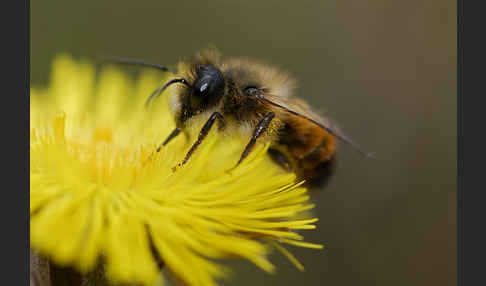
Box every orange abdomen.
[276,121,337,188]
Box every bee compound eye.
[194,65,224,98]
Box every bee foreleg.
[236,112,275,166]
[146,127,184,164]
[181,112,224,165]
[156,127,182,152]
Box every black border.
[459,0,486,285]
[457,0,462,285]
[4,0,29,284]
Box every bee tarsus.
[236,112,275,166]
[181,111,224,165]
[161,128,182,148]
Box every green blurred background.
[31,0,456,285]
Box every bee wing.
[259,93,373,158]
[260,93,331,126]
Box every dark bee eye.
[244,86,260,96]
[194,65,224,98]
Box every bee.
[104,50,371,187]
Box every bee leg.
[145,127,183,164]
[180,112,224,166]
[268,148,294,172]
[236,112,276,166]
[155,127,182,153]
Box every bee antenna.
[97,56,176,73]
[258,96,375,159]
[145,78,190,109]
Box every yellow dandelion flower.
[30,54,323,286]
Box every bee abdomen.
[297,151,336,188]
[275,128,337,189]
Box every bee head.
[190,64,225,110]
